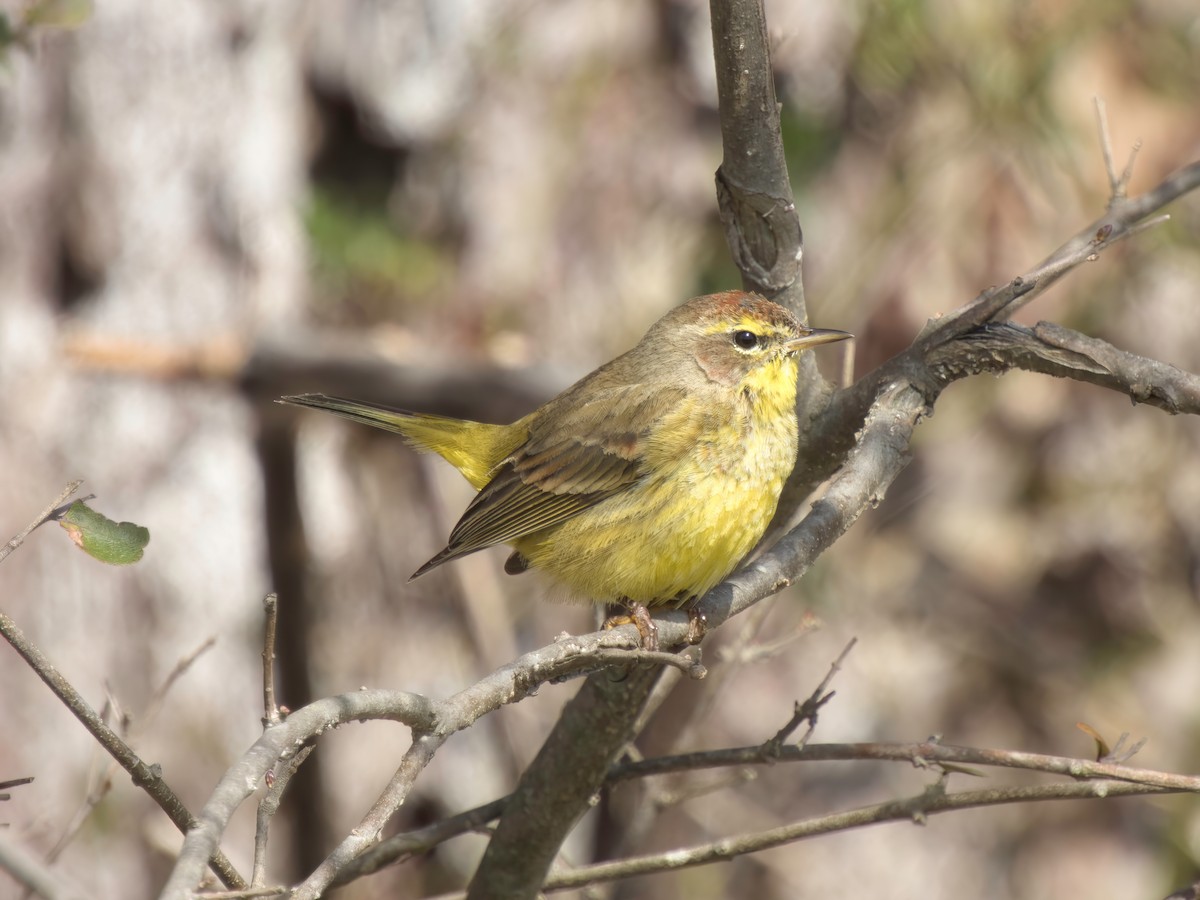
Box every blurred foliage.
[0,0,91,65]
[780,106,844,190]
[305,186,450,321]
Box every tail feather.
[280,393,422,435]
[278,393,518,490]
[409,545,460,581]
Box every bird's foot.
[604,602,659,652]
[685,607,707,645]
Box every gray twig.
[0,481,83,564]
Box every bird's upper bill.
[785,327,854,352]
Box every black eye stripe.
[733,330,759,349]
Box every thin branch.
[0,831,86,900]
[261,593,280,726]
[1094,96,1119,200]
[0,610,246,891]
[1120,141,1143,199]
[0,481,83,564]
[761,637,856,753]
[648,767,757,810]
[1101,732,1148,765]
[143,636,217,726]
[37,637,216,873]
[0,776,35,795]
[251,592,291,887]
[608,739,1200,792]
[318,725,1200,889]
[925,322,1200,415]
[539,780,1176,891]
[252,744,312,887]
[293,733,447,899]
[997,160,1199,321]
[330,797,510,886]
[719,609,821,666]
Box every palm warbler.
[283,290,849,622]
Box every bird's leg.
[604,600,659,652]
[629,603,659,652]
[684,605,707,646]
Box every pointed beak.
[785,327,853,352]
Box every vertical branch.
[261,593,281,726]
[709,0,805,319]
[709,0,844,532]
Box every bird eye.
[732,330,759,350]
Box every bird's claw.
[604,602,659,652]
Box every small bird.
[282,290,850,647]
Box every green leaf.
[58,500,150,565]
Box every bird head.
[647,290,852,388]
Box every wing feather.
[413,383,688,575]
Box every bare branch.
[922,322,1200,415]
[261,593,281,727]
[0,830,87,900]
[320,725,1197,890]
[34,636,217,874]
[998,159,1200,321]
[0,775,34,794]
[539,780,1175,892]
[1094,97,1118,198]
[609,739,1200,792]
[293,733,447,899]
[0,607,246,891]
[330,797,509,887]
[0,481,83,564]
[252,745,312,887]
[708,0,804,311]
[761,637,856,753]
[143,636,217,726]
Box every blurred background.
[2,0,1200,897]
